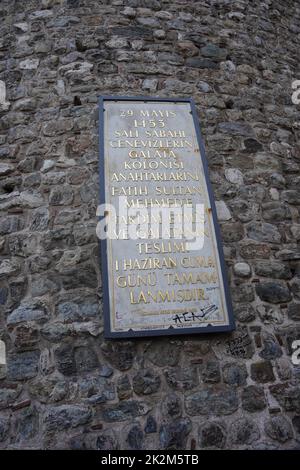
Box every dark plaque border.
[99,96,235,339]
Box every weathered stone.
[133,369,161,396]
[30,207,49,231]
[247,223,281,243]
[264,416,293,443]
[55,344,76,376]
[269,385,300,413]
[0,286,8,305]
[256,304,283,324]
[153,29,166,39]
[186,58,219,69]
[201,361,221,383]
[221,222,244,242]
[250,361,275,383]
[19,59,39,70]
[216,200,231,221]
[241,385,267,412]
[269,188,280,200]
[213,327,254,359]
[101,341,136,371]
[222,363,247,386]
[106,37,128,49]
[60,264,97,290]
[231,284,255,303]
[44,405,92,432]
[126,424,144,450]
[162,393,182,418]
[41,160,55,173]
[218,122,254,137]
[0,385,22,410]
[240,243,271,259]
[287,303,300,321]
[31,275,60,297]
[198,422,226,448]
[259,332,282,360]
[43,119,74,137]
[242,138,263,153]
[256,282,292,303]
[7,350,40,380]
[233,262,251,277]
[15,406,39,441]
[9,277,27,306]
[234,304,256,323]
[7,301,48,325]
[74,346,99,372]
[11,324,39,350]
[0,259,20,278]
[262,202,291,222]
[185,385,238,416]
[225,168,244,185]
[276,357,292,381]
[159,418,192,450]
[229,417,260,445]
[29,10,53,19]
[41,323,70,342]
[146,340,181,367]
[78,376,115,404]
[102,401,150,423]
[9,233,40,257]
[0,215,24,235]
[229,200,258,223]
[117,375,132,400]
[99,365,113,378]
[291,278,300,301]
[95,431,118,451]
[254,261,292,279]
[176,41,199,57]
[0,417,9,442]
[121,7,136,18]
[282,190,300,205]
[49,186,74,205]
[197,80,211,92]
[201,44,227,61]
[56,297,99,322]
[165,366,198,391]
[0,81,10,111]
[142,79,158,92]
[254,153,281,171]
[144,415,157,434]
[292,416,300,436]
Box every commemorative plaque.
[99,96,235,338]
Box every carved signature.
[172,304,218,324]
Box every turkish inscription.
[99,97,235,338]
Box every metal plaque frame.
[99,95,235,338]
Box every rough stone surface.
[256,282,292,304]
[198,422,226,449]
[159,418,192,450]
[229,417,260,445]
[241,386,267,412]
[0,0,299,451]
[250,361,275,384]
[133,369,161,396]
[185,386,238,416]
[264,416,293,443]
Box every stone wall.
[0,0,300,450]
